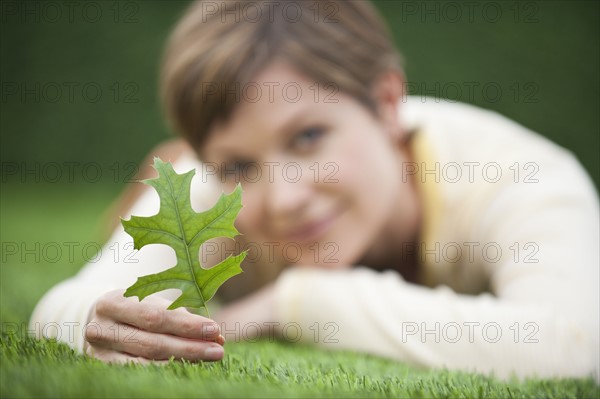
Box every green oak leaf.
[121,157,246,316]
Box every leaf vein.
[164,170,207,308]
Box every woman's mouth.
[284,210,341,243]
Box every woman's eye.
[291,127,325,151]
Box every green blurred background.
[1,0,599,187]
[1,1,599,325]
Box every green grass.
[2,334,599,399]
[1,184,599,398]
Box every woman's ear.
[371,70,406,142]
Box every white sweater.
[30,97,600,381]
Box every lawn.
[2,0,599,396]
[1,184,599,398]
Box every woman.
[30,0,599,381]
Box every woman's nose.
[265,167,312,218]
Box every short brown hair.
[160,0,403,150]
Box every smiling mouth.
[285,210,341,243]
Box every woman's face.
[201,62,418,269]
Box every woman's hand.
[84,289,225,364]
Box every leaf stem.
[190,306,211,319]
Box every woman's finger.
[86,320,224,361]
[95,290,221,341]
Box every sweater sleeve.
[28,153,220,353]
[273,143,599,382]
[274,266,597,381]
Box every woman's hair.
[161,0,403,150]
